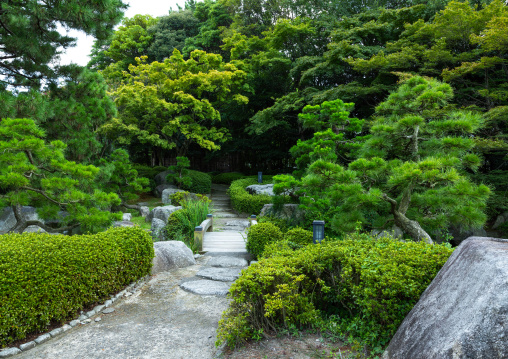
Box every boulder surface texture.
[152,241,196,274]
[246,184,274,196]
[382,236,508,359]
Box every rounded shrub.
[284,227,313,246]
[217,236,454,349]
[228,177,273,215]
[0,227,154,347]
[246,222,283,259]
[184,170,211,194]
[212,172,245,185]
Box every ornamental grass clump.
[217,235,453,349]
[0,227,154,347]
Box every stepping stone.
[214,212,238,218]
[180,279,231,296]
[207,256,248,268]
[197,267,243,282]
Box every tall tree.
[0,0,127,88]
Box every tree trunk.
[10,204,79,234]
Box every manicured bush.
[246,222,283,259]
[217,235,453,349]
[228,177,273,215]
[0,227,154,347]
[284,227,313,246]
[212,172,245,185]
[183,170,211,194]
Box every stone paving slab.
[207,256,248,268]
[196,267,243,282]
[180,279,231,296]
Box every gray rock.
[86,310,96,317]
[493,211,508,229]
[371,226,404,240]
[112,220,135,228]
[34,333,51,344]
[0,348,21,357]
[180,279,231,296]
[0,206,39,234]
[103,308,115,314]
[139,206,150,218]
[69,320,80,327]
[246,184,274,196]
[197,267,243,282]
[93,304,105,313]
[49,327,63,337]
[95,317,102,322]
[161,187,186,204]
[78,314,87,321]
[151,218,167,242]
[448,225,488,246]
[122,213,132,221]
[104,300,113,308]
[152,241,196,274]
[81,319,92,324]
[152,205,182,223]
[61,324,72,332]
[259,204,305,223]
[382,237,508,359]
[207,256,248,268]
[19,341,36,351]
[154,170,172,186]
[22,225,47,233]
[153,184,173,197]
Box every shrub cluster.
[132,164,167,190]
[217,235,453,349]
[0,227,154,347]
[212,172,245,185]
[228,177,273,215]
[246,222,283,259]
[183,170,211,194]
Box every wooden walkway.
[202,184,248,253]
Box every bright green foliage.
[89,15,159,75]
[131,165,168,191]
[184,170,212,194]
[228,177,273,215]
[0,227,154,347]
[0,0,127,88]
[169,191,190,206]
[165,198,211,252]
[246,222,283,259]
[217,235,453,349]
[212,172,245,184]
[167,156,192,189]
[98,149,150,207]
[283,227,313,246]
[0,118,121,234]
[100,49,248,156]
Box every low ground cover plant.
[217,234,453,350]
[0,227,154,347]
[228,177,273,215]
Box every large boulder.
[493,211,508,229]
[154,170,172,186]
[259,204,305,223]
[382,236,508,359]
[151,241,196,274]
[112,221,135,228]
[122,213,132,221]
[151,218,167,242]
[139,206,150,218]
[246,184,275,196]
[161,187,186,204]
[153,184,174,198]
[150,205,182,223]
[0,206,39,234]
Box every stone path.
[203,184,248,253]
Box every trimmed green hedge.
[212,172,245,185]
[0,227,154,347]
[183,170,212,194]
[228,177,273,215]
[246,222,283,259]
[217,235,453,349]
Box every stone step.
[180,279,231,296]
[213,212,238,218]
[207,256,248,268]
[196,267,243,282]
